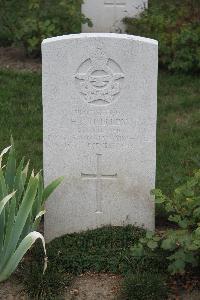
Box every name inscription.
[64,108,139,150]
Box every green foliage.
[22,258,73,300]
[44,225,144,275]
[1,69,199,196]
[121,272,168,300]
[0,141,63,282]
[0,0,91,56]
[132,170,200,274]
[0,69,199,296]
[124,0,200,73]
[0,70,42,171]
[22,226,144,299]
[154,169,200,228]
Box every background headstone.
[82,0,148,33]
[42,33,158,242]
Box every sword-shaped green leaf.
[42,176,64,205]
[5,140,16,192]
[0,146,11,169]
[1,176,38,268]
[0,231,47,283]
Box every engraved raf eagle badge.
[75,48,124,105]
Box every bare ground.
[0,274,28,300]
[1,271,200,300]
[0,273,122,300]
[0,47,41,73]
[64,273,122,300]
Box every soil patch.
[0,274,28,300]
[0,272,122,300]
[64,273,122,300]
[1,271,200,299]
[0,47,41,72]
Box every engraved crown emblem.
[75,48,124,105]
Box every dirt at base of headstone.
[0,274,28,300]
[0,47,41,73]
[0,272,122,300]
[1,272,200,300]
[65,273,122,300]
[178,290,200,300]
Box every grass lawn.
[0,70,42,171]
[0,69,199,195]
[0,68,199,298]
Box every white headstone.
[82,0,148,33]
[43,33,158,242]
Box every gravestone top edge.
[42,33,158,46]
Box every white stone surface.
[82,0,148,33]
[43,33,158,242]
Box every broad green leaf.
[0,169,7,253]
[1,177,38,268]
[178,219,189,229]
[20,214,32,242]
[14,157,25,203]
[139,238,147,244]
[0,192,16,254]
[0,139,61,282]
[195,227,200,236]
[42,177,64,204]
[165,202,174,212]
[32,210,45,230]
[161,238,176,250]
[168,259,186,274]
[168,215,180,224]
[0,146,11,168]
[0,231,47,283]
[146,231,154,239]
[5,142,16,192]
[0,168,8,199]
[151,189,167,203]
[147,240,158,250]
[32,172,43,218]
[193,207,200,218]
[130,244,144,257]
[153,236,161,242]
[2,196,16,256]
[0,192,16,216]
[187,243,199,251]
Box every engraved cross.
[104,0,126,27]
[81,154,117,213]
[104,0,126,8]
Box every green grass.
[22,225,168,299]
[157,73,200,195]
[0,68,199,194]
[1,68,198,298]
[21,225,168,299]
[0,70,42,171]
[120,272,168,300]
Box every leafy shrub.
[0,140,63,282]
[121,272,168,300]
[0,0,91,56]
[124,0,200,73]
[131,169,200,274]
